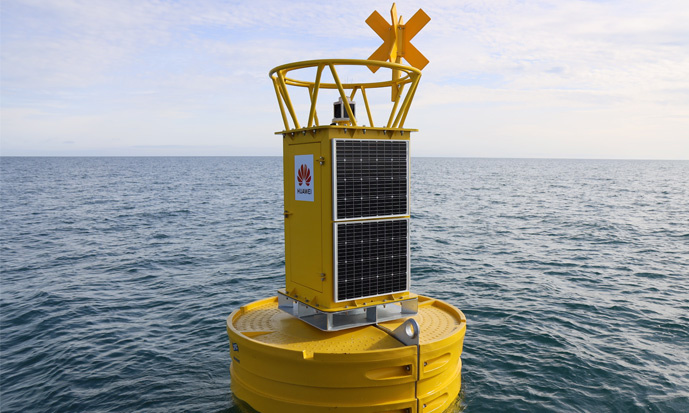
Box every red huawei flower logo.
[297,164,312,186]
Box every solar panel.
[334,218,409,302]
[333,140,408,220]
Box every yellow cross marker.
[366,3,430,100]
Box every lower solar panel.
[334,218,410,302]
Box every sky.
[1,0,688,159]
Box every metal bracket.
[278,290,418,331]
[377,318,419,346]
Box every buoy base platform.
[227,295,466,413]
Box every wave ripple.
[1,157,688,412]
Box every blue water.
[1,157,688,412]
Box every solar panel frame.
[332,139,409,221]
[333,218,410,302]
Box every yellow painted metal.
[360,87,375,127]
[227,295,466,413]
[282,127,414,311]
[271,78,290,132]
[277,70,300,130]
[349,86,358,101]
[366,4,430,101]
[394,78,418,128]
[328,64,357,126]
[307,65,324,128]
[270,59,421,131]
[398,77,420,128]
[366,4,430,70]
[387,83,405,128]
[285,141,323,293]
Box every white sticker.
[294,154,314,202]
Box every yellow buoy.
[227,295,466,412]
[226,4,466,411]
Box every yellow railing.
[269,59,422,131]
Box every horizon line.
[1,155,687,161]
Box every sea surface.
[1,156,688,412]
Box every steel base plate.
[277,291,418,331]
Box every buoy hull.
[227,295,466,412]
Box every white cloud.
[1,0,688,158]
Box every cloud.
[1,0,688,158]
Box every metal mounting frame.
[278,290,418,331]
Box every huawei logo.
[297,164,312,187]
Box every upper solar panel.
[333,139,409,220]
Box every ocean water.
[1,156,688,412]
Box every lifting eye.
[405,321,417,340]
